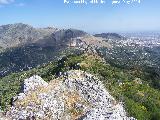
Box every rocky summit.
[6,70,135,120]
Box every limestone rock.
[22,75,48,94]
[6,70,135,120]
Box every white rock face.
[6,70,135,120]
[22,75,48,93]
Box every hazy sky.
[0,0,160,33]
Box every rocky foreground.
[5,70,135,120]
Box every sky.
[0,0,160,33]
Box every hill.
[0,53,160,120]
[0,23,160,120]
[0,23,110,77]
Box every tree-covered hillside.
[0,52,160,120]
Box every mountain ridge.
[0,23,88,49]
[1,23,160,120]
[0,23,111,77]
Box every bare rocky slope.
[0,23,109,50]
[5,70,135,120]
[0,23,58,49]
[0,23,87,49]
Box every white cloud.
[0,0,25,7]
[0,0,14,5]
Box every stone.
[22,75,48,93]
[6,70,136,120]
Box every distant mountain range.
[1,23,160,82]
[0,23,56,49]
[94,33,126,41]
[0,23,111,77]
[0,23,88,49]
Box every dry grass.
[64,91,86,120]
[13,76,90,120]
[137,91,145,97]
[81,35,111,48]
[16,90,41,107]
[16,79,60,107]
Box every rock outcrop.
[22,75,48,93]
[6,70,135,120]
